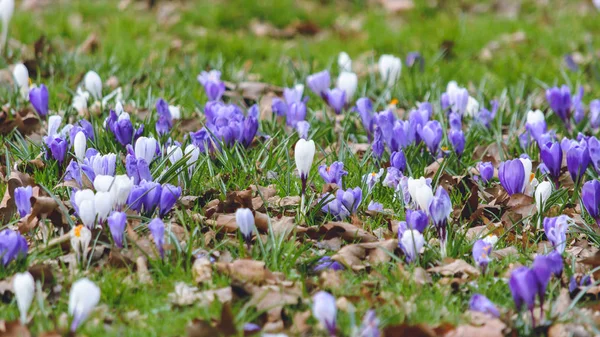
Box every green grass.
[1,0,600,336]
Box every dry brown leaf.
[332,239,397,271]
[491,246,518,260]
[192,257,213,285]
[169,282,232,307]
[428,259,480,279]
[0,321,32,337]
[445,311,506,337]
[215,259,270,284]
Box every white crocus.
[69,225,91,265]
[47,115,62,138]
[134,136,158,163]
[83,71,102,100]
[338,52,352,72]
[312,291,337,335]
[184,144,200,175]
[527,109,545,125]
[13,63,29,99]
[407,177,432,210]
[378,54,402,88]
[112,175,133,208]
[72,87,90,114]
[74,189,94,207]
[400,229,425,262]
[465,96,480,117]
[93,175,115,193]
[78,199,96,230]
[0,0,14,53]
[169,105,181,120]
[336,71,358,99]
[482,234,498,247]
[13,271,34,324]
[294,139,316,181]
[519,157,534,195]
[68,278,100,332]
[235,208,255,242]
[74,131,87,162]
[535,181,552,212]
[94,191,113,223]
[167,145,183,165]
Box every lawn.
[1,0,600,336]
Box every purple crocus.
[590,100,600,129]
[390,150,406,172]
[566,141,589,184]
[126,184,146,212]
[367,201,383,212]
[141,181,162,215]
[472,240,492,273]
[428,186,452,257]
[318,162,348,185]
[47,136,68,164]
[406,51,424,71]
[509,267,538,319]
[419,120,443,155]
[543,215,571,254]
[469,294,500,318]
[326,88,346,115]
[337,187,362,214]
[197,70,226,101]
[29,84,49,117]
[107,211,127,248]
[569,274,591,295]
[588,136,600,174]
[546,85,572,128]
[371,125,385,160]
[405,209,428,233]
[14,186,32,218]
[148,218,165,259]
[107,112,137,146]
[312,291,337,336]
[355,97,374,137]
[306,70,331,100]
[449,129,465,157]
[573,86,585,124]
[126,153,152,185]
[321,194,349,220]
[314,256,344,272]
[159,183,181,218]
[449,112,461,131]
[478,162,494,184]
[531,255,552,317]
[155,98,172,136]
[358,309,380,337]
[375,110,396,148]
[539,141,562,183]
[296,121,310,139]
[475,100,498,128]
[391,120,414,150]
[0,229,28,266]
[582,180,600,225]
[498,159,525,195]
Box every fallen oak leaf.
[215,259,270,284]
[332,239,398,271]
[428,259,480,279]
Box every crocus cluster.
[104,107,144,146]
[272,84,308,127]
[546,85,584,130]
[318,161,348,186]
[197,70,226,101]
[0,229,28,266]
[321,187,362,220]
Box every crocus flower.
[69,278,101,332]
[391,120,413,151]
[135,136,158,164]
[419,120,443,155]
[405,209,428,233]
[107,211,127,248]
[0,229,28,266]
[383,167,401,189]
[546,250,564,278]
[590,100,600,129]
[126,184,146,212]
[235,208,255,245]
[569,274,591,295]
[573,86,585,124]
[338,52,352,72]
[148,218,165,259]
[85,152,116,177]
[326,88,346,115]
[531,255,552,317]
[112,175,134,209]
[566,141,589,184]
[306,70,330,100]
[318,162,348,185]
[543,215,571,254]
[534,181,552,214]
[77,193,96,229]
[469,294,500,318]
[126,153,152,185]
[546,85,572,125]
[355,97,374,137]
[337,187,362,214]
[582,180,600,225]
[84,71,102,99]
[295,139,316,195]
[371,125,385,160]
[337,71,358,99]
[363,169,384,193]
[399,229,424,263]
[441,81,468,115]
[367,201,383,212]
[449,112,461,131]
[358,309,380,337]
[509,267,538,314]
[406,52,424,71]
[14,186,32,218]
[478,162,494,184]
[271,84,308,126]
[321,193,350,220]
[155,98,173,136]
[29,84,49,117]
[94,191,114,224]
[13,63,29,98]
[498,159,526,195]
[296,121,310,139]
[449,129,465,156]
[406,177,433,210]
[47,136,68,164]
[73,131,87,162]
[429,187,452,257]
[159,184,181,218]
[13,271,34,324]
[140,180,161,215]
[378,54,402,88]
[107,112,135,146]
[312,291,337,336]
[475,100,498,128]
[197,70,226,101]
[391,150,406,172]
[472,240,492,273]
[375,110,396,147]
[588,136,600,174]
[539,141,562,183]
[526,110,547,142]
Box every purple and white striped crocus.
[148,218,165,259]
[312,291,337,336]
[582,180,600,225]
[358,309,380,337]
[429,186,452,257]
[107,211,127,248]
[197,70,226,101]
[29,84,49,117]
[441,81,469,115]
[543,215,571,254]
[318,162,348,186]
[469,294,500,318]
[14,186,32,218]
[472,239,492,274]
